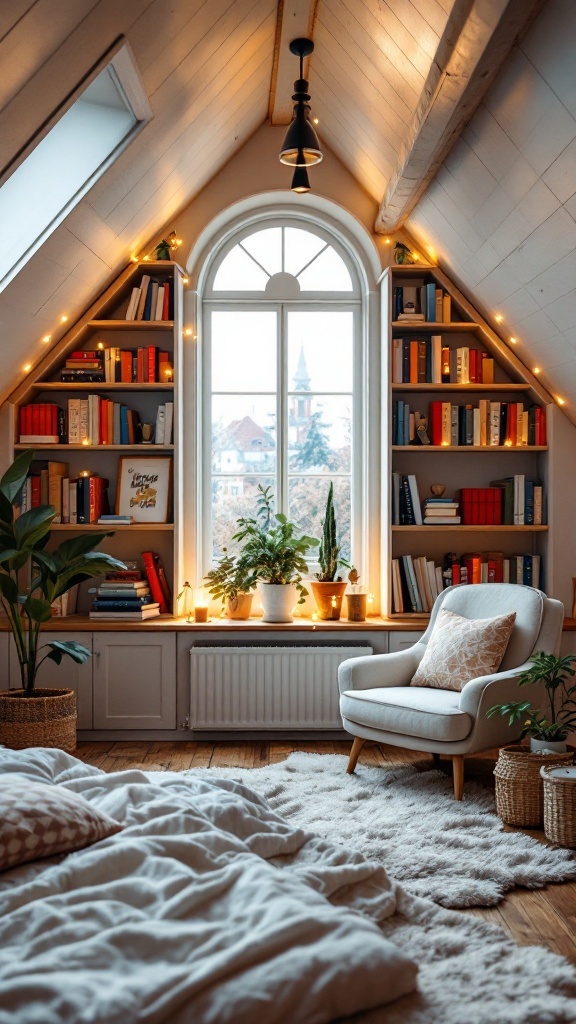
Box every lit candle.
[312,612,318,621]
[331,595,337,608]
[194,587,210,623]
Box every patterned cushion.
[410,608,516,692]
[0,777,122,873]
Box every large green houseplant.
[487,652,576,752]
[233,485,318,622]
[0,450,124,751]
[310,481,350,620]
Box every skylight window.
[0,45,150,292]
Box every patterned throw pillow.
[0,778,122,873]
[410,608,516,692]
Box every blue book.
[397,401,404,446]
[404,402,410,445]
[525,481,534,525]
[92,597,153,610]
[142,279,156,321]
[426,282,436,321]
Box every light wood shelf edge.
[88,320,174,330]
[15,444,175,451]
[392,445,548,452]
[50,524,175,531]
[392,525,548,532]
[30,383,175,391]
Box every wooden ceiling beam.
[375,0,546,233]
[269,0,318,125]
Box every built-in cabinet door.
[388,631,425,654]
[9,632,93,729]
[93,632,176,730]
[0,634,10,691]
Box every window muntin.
[204,221,360,570]
[211,225,354,294]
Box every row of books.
[89,556,171,619]
[392,338,494,385]
[393,284,452,323]
[392,400,547,447]
[392,552,542,614]
[19,403,63,443]
[60,347,173,384]
[66,397,173,445]
[392,474,544,526]
[17,464,109,524]
[125,275,173,322]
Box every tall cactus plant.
[316,482,347,582]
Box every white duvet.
[0,747,417,1024]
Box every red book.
[120,351,133,383]
[147,346,157,384]
[162,281,170,321]
[71,351,98,359]
[137,348,145,383]
[428,402,442,445]
[141,551,169,613]
[40,404,47,436]
[451,562,461,586]
[469,349,477,384]
[51,405,58,436]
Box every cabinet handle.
[94,649,100,659]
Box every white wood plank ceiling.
[0,0,552,401]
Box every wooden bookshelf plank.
[394,526,548,534]
[392,445,548,452]
[50,524,175,531]
[14,444,175,451]
[88,321,174,330]
[392,383,531,392]
[392,321,478,331]
[30,383,174,391]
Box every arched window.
[201,219,363,570]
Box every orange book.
[120,350,133,383]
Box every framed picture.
[116,456,172,523]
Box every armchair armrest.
[338,645,425,695]
[458,662,535,719]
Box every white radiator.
[190,646,372,730]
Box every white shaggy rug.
[189,752,576,909]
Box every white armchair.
[339,584,564,799]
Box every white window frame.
[200,218,365,579]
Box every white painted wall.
[407,0,576,419]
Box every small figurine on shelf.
[394,242,416,265]
[154,231,180,261]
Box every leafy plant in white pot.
[487,652,576,753]
[233,486,319,623]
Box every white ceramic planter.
[530,737,568,754]
[260,583,298,623]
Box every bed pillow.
[0,777,122,873]
[410,608,516,691]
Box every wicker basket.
[494,744,574,827]
[541,765,576,847]
[0,689,77,753]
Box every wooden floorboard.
[75,739,576,965]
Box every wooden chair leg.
[346,737,366,774]
[452,755,464,800]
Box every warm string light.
[61,315,68,323]
[557,397,566,406]
[509,337,517,344]
[23,364,31,373]
[183,328,193,336]
[182,276,189,284]
[533,367,541,375]
[495,314,503,324]
[42,334,51,343]
[82,438,90,446]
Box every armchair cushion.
[410,608,516,692]
[340,686,473,742]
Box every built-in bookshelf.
[383,262,556,618]
[7,260,184,615]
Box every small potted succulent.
[233,485,318,623]
[310,482,350,620]
[487,652,576,753]
[203,549,254,620]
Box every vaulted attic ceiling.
[0,0,549,402]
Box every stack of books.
[393,285,452,322]
[428,400,546,447]
[392,340,496,385]
[89,570,160,620]
[422,496,461,525]
[125,276,173,321]
[60,350,104,383]
[19,403,62,443]
[101,346,172,384]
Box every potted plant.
[487,651,576,753]
[233,485,319,622]
[310,482,350,620]
[0,450,124,752]
[203,549,254,620]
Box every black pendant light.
[279,38,322,189]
